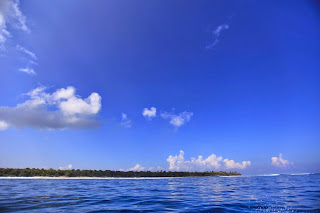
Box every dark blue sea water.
[0,174,319,212]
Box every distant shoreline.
[0,176,242,179]
[0,173,315,179]
[0,168,241,178]
[0,176,184,179]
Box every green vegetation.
[0,168,240,177]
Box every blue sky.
[0,0,319,174]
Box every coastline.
[0,176,206,180]
[0,168,241,178]
[0,173,314,180]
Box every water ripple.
[0,174,319,212]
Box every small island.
[0,168,241,178]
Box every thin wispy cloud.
[271,153,293,168]
[206,23,229,49]
[0,86,102,130]
[16,45,38,75]
[161,111,193,128]
[120,113,132,128]
[16,45,37,60]
[0,0,29,47]
[0,1,38,75]
[18,67,36,75]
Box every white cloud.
[25,86,50,103]
[16,45,38,75]
[0,120,9,130]
[58,164,72,170]
[52,86,75,100]
[206,24,229,49]
[0,0,29,46]
[58,92,101,115]
[120,113,132,128]
[127,151,251,172]
[161,111,193,127]
[223,159,251,169]
[0,28,10,46]
[18,67,36,75]
[122,113,128,120]
[16,45,37,59]
[214,24,229,37]
[0,1,11,46]
[147,166,164,172]
[167,150,223,172]
[128,164,163,172]
[142,107,156,119]
[128,164,145,171]
[8,0,28,32]
[0,86,102,130]
[271,153,293,168]
[0,2,36,74]
[167,151,251,171]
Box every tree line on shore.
[0,168,241,177]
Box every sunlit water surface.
[0,174,319,212]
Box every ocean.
[0,174,319,212]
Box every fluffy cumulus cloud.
[271,153,293,168]
[0,0,28,47]
[127,151,251,172]
[142,107,156,119]
[223,159,251,169]
[206,23,229,49]
[0,86,102,130]
[120,113,132,128]
[161,111,193,127]
[52,87,75,100]
[58,93,101,115]
[167,150,223,171]
[58,164,72,170]
[167,151,252,171]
